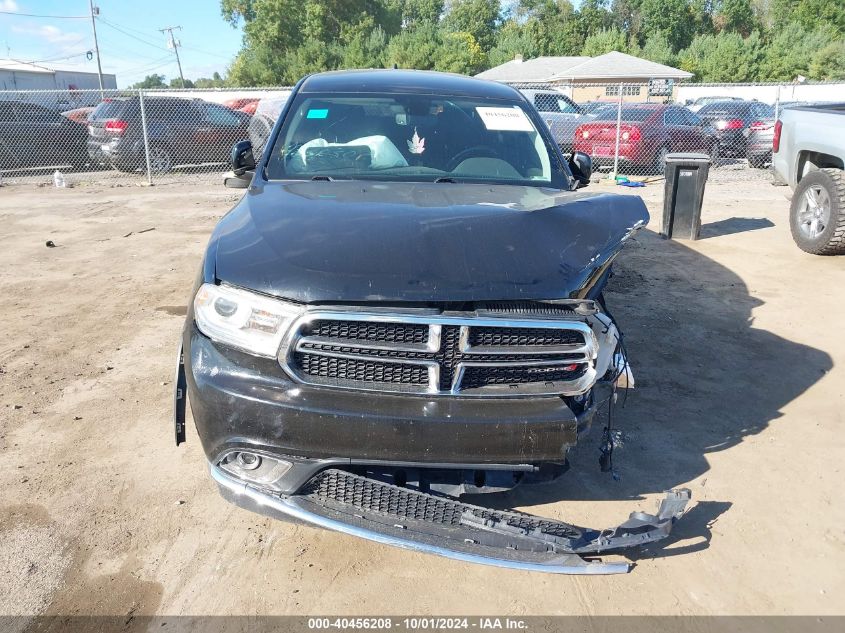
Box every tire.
[790,168,845,255]
[652,146,670,175]
[710,142,720,167]
[148,145,174,174]
[748,154,768,169]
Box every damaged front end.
[213,464,690,574]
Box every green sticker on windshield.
[306,108,329,119]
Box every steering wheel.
[445,145,502,172]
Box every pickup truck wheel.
[790,168,845,255]
[149,145,174,174]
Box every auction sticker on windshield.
[476,106,534,132]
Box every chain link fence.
[1,81,812,189]
[510,81,788,184]
[0,87,290,187]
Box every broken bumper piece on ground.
[212,465,691,575]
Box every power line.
[0,11,87,19]
[98,17,170,52]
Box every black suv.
[87,96,250,173]
[175,70,689,574]
[0,100,88,171]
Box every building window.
[605,85,641,97]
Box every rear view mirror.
[569,151,592,188]
[231,140,255,176]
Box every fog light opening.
[236,451,261,470]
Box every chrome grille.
[279,311,598,397]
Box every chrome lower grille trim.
[279,310,599,397]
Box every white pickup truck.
[772,103,845,254]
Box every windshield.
[265,93,558,185]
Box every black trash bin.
[661,153,711,240]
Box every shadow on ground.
[474,229,830,520]
[700,217,775,238]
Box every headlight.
[193,283,302,357]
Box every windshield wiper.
[434,177,457,183]
[311,175,334,181]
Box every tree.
[581,27,628,56]
[131,74,167,89]
[677,30,763,81]
[638,0,696,51]
[385,22,442,70]
[488,20,539,66]
[169,78,195,88]
[399,0,444,26]
[435,31,487,73]
[578,0,614,40]
[758,21,832,81]
[630,32,675,66]
[714,0,757,36]
[194,72,227,88]
[809,40,845,80]
[442,0,501,51]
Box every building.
[476,51,693,102]
[0,59,117,107]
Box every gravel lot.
[0,170,843,620]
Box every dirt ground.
[0,170,843,619]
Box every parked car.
[519,88,586,154]
[175,69,690,574]
[772,102,845,254]
[697,100,774,159]
[573,103,718,173]
[686,96,744,113]
[0,100,89,171]
[61,106,94,126]
[246,91,291,161]
[223,97,259,115]
[86,96,251,173]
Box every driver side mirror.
[231,140,255,176]
[568,151,592,188]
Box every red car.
[573,104,718,173]
[223,98,259,115]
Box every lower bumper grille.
[280,310,599,397]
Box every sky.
[0,0,243,87]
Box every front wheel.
[790,168,845,255]
[653,146,670,175]
[148,145,174,174]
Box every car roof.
[298,69,522,100]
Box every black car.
[87,96,250,173]
[697,100,775,159]
[0,100,89,171]
[174,70,689,574]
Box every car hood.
[211,180,649,304]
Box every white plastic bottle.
[53,170,66,188]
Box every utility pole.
[159,26,185,88]
[89,0,104,98]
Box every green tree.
[169,78,195,88]
[638,0,696,50]
[678,30,763,81]
[630,32,675,65]
[714,0,757,35]
[581,27,628,56]
[442,0,501,50]
[578,0,614,39]
[758,21,832,81]
[385,22,442,70]
[131,74,167,89]
[809,40,845,80]
[194,72,227,88]
[435,31,488,73]
[519,0,585,56]
[398,0,444,26]
[770,0,845,33]
[487,20,539,66]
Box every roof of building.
[0,59,54,74]
[300,69,522,99]
[475,56,589,83]
[476,51,693,83]
[551,51,693,81]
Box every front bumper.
[212,463,691,574]
[184,326,605,468]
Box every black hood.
[211,181,648,304]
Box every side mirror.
[231,140,255,176]
[568,151,592,188]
